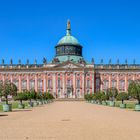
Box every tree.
[101,94,108,102]
[116,92,128,104]
[95,91,104,103]
[107,87,118,101]
[128,81,140,104]
[14,92,28,105]
[0,82,17,104]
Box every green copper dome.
[57,35,80,46]
[57,20,80,46]
[53,20,85,64]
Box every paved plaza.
[0,101,140,140]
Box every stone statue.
[109,59,112,64]
[26,59,29,65]
[34,59,37,64]
[117,59,119,64]
[133,59,136,65]
[91,58,94,64]
[10,59,13,65]
[2,59,4,65]
[18,59,21,65]
[125,59,128,65]
[43,57,47,64]
[100,59,103,64]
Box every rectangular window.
[30,80,35,90]
[48,79,51,88]
[58,79,61,88]
[22,80,27,90]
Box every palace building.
[0,20,140,98]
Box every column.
[100,73,103,91]
[44,74,46,92]
[125,74,127,92]
[133,73,135,81]
[19,74,21,92]
[35,74,38,92]
[73,72,76,98]
[27,74,29,90]
[109,74,111,88]
[62,73,65,98]
[10,74,13,83]
[117,73,119,91]
[92,71,94,93]
[2,74,5,83]
[53,73,56,95]
[82,72,85,97]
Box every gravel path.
[0,101,140,140]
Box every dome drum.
[55,44,82,57]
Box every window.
[128,80,132,86]
[30,80,35,90]
[58,79,61,88]
[22,80,27,90]
[112,80,116,88]
[87,79,90,88]
[77,79,80,88]
[48,79,51,88]
[67,80,71,87]
[13,80,19,89]
[38,80,43,89]
[96,79,100,91]
[120,80,125,91]
[103,80,109,89]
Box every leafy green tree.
[0,82,17,104]
[128,81,140,104]
[107,87,118,101]
[14,92,28,104]
[116,92,128,104]
[101,94,108,102]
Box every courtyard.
[0,101,140,140]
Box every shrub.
[116,92,128,104]
[0,82,17,104]
[128,81,140,104]
[107,87,118,101]
[14,92,28,104]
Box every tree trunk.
[122,99,124,104]
[138,98,140,104]
[6,96,8,104]
[20,99,22,104]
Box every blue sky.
[0,0,140,64]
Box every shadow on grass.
[12,109,32,112]
[0,114,8,117]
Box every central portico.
[50,20,94,98]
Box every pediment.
[53,61,84,69]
